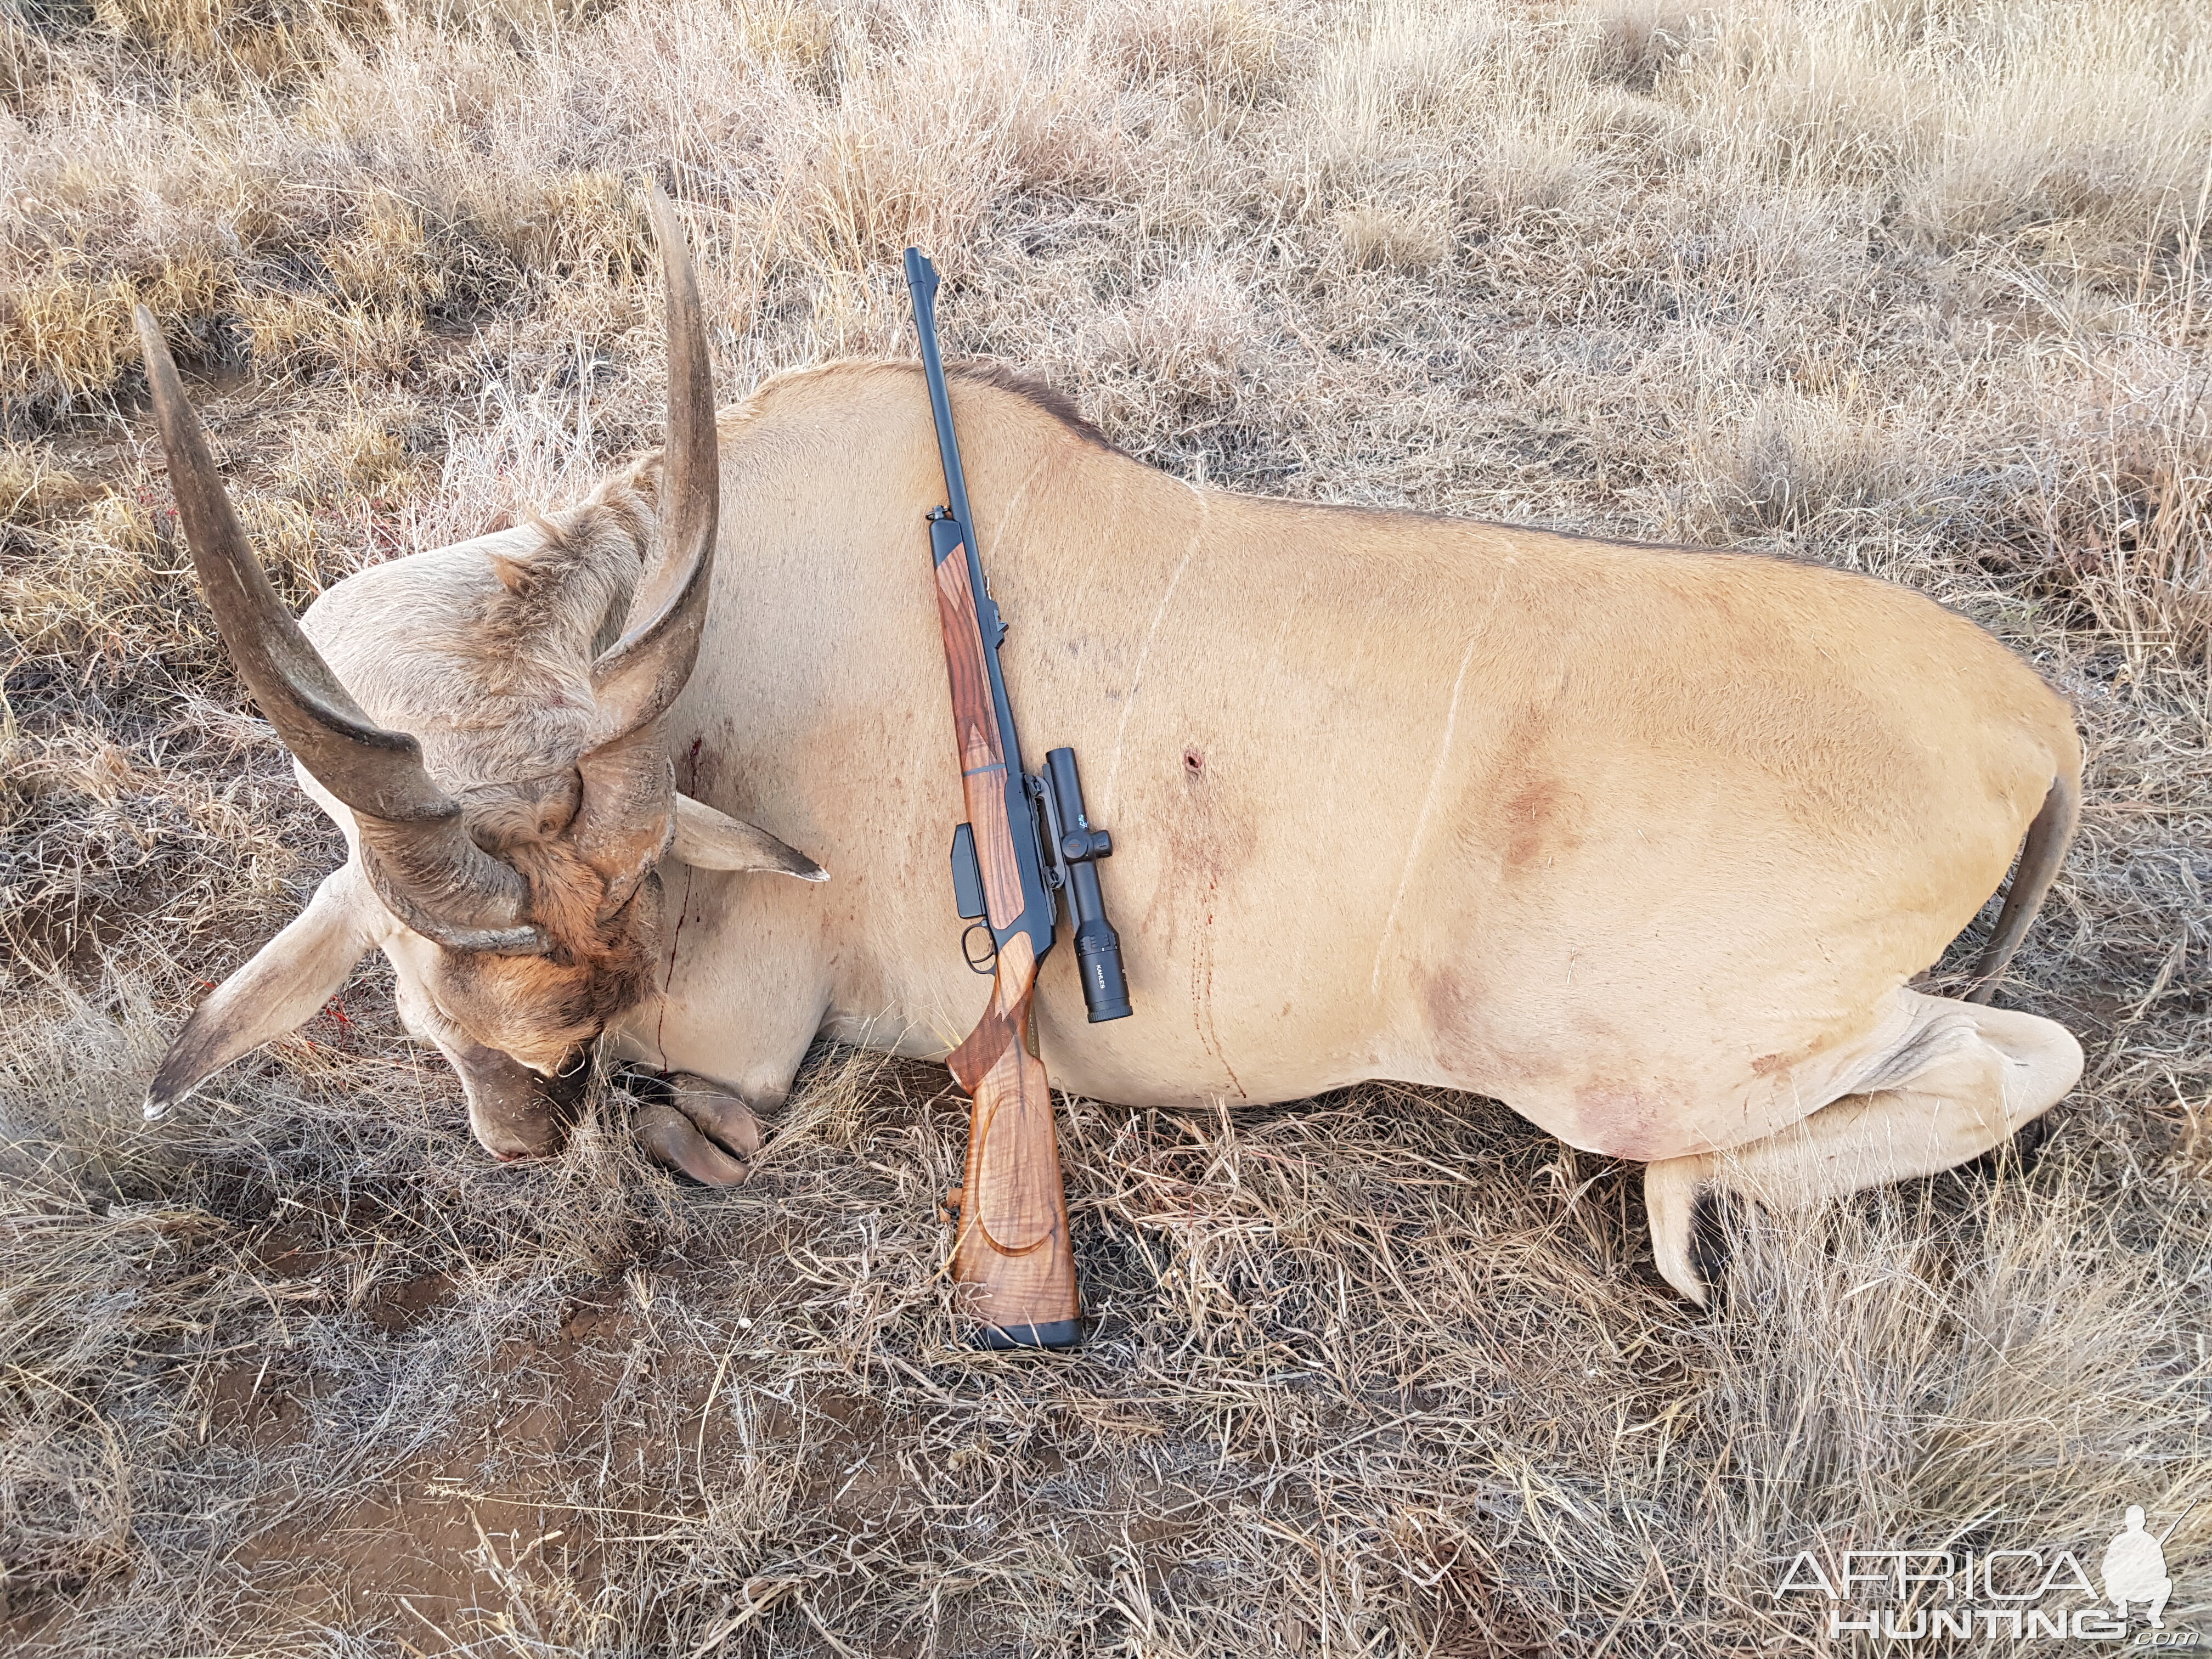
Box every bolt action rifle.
[904,248,1133,1350]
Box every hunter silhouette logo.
[1774,1504,2197,1643]
[2104,1506,2174,1628]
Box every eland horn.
[134,308,545,955]
[571,186,720,910]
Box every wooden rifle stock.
[945,932,1080,1342]
[931,535,1082,1346]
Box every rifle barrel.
[905,247,1049,959]
[904,250,981,562]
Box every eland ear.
[144,861,392,1119]
[671,793,826,881]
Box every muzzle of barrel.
[1043,747,1132,1023]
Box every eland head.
[134,189,822,1163]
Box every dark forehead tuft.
[945,359,1120,453]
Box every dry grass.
[3,0,2210,1652]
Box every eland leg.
[1644,991,2083,1304]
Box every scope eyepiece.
[1041,747,1132,1023]
[1072,923,1132,1023]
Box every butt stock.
[945,933,1081,1347]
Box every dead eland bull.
[134,196,2083,1304]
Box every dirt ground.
[4,0,2210,1654]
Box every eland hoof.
[635,1103,750,1185]
[668,1071,764,1158]
[628,1070,763,1186]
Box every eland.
[135,194,2083,1302]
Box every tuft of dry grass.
[3,0,2210,1653]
